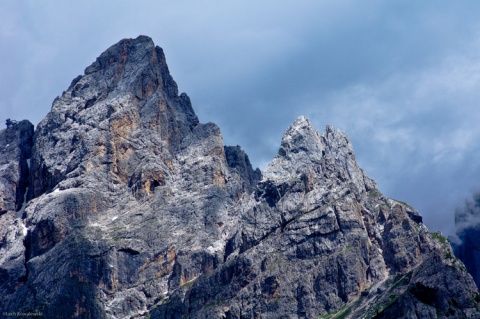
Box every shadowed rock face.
[0,120,34,301]
[0,120,34,214]
[0,36,479,318]
[452,194,480,290]
[454,225,480,288]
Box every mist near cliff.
[452,193,480,244]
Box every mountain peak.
[265,116,375,195]
[2,37,478,319]
[30,37,198,199]
[79,35,178,98]
[278,116,322,157]
[291,115,310,127]
[286,115,314,134]
[84,35,154,75]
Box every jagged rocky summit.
[0,35,478,319]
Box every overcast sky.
[2,1,480,236]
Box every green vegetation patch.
[473,293,480,303]
[180,278,196,289]
[318,295,364,319]
[444,252,455,260]
[392,198,414,210]
[429,232,447,244]
[368,189,381,198]
[205,299,223,308]
[389,271,412,291]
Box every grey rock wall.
[0,120,34,310]
[152,117,479,319]
[0,36,478,319]
[0,120,34,213]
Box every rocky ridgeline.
[0,36,478,318]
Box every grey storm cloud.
[2,1,480,235]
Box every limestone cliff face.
[0,120,33,214]
[0,120,34,300]
[29,35,198,200]
[154,117,479,319]
[0,36,478,318]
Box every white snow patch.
[207,239,226,254]
[89,222,109,232]
[374,222,385,235]
[16,186,29,218]
[20,220,28,237]
[53,188,60,193]
[111,216,118,221]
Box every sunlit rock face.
[0,36,479,319]
[29,35,199,201]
